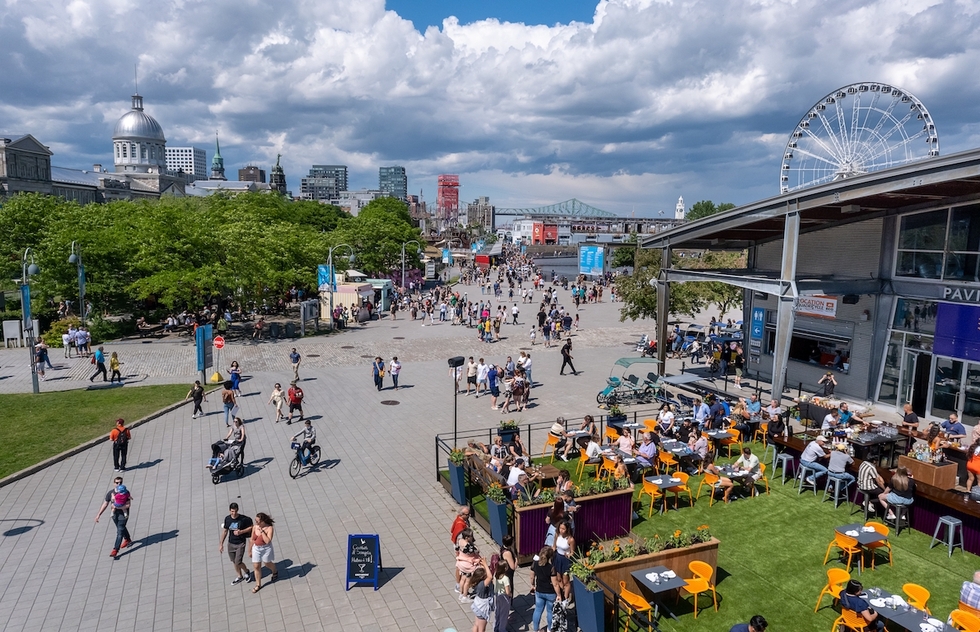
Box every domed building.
[109,93,184,197]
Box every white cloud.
[2,0,980,212]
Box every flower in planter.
[499,418,519,430]
[486,482,509,504]
[608,405,623,417]
[449,448,466,466]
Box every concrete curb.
[0,387,221,489]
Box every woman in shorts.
[250,513,277,592]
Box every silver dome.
[113,95,166,142]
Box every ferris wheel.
[780,82,939,193]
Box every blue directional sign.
[750,307,765,340]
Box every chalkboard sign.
[346,534,382,591]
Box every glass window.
[892,299,938,335]
[965,363,980,422]
[949,205,980,252]
[897,251,943,278]
[879,332,903,407]
[899,210,947,250]
[932,357,963,420]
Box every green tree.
[330,198,422,277]
[686,200,735,221]
[611,245,637,268]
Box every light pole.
[68,241,85,326]
[400,239,422,290]
[22,248,40,394]
[448,356,465,447]
[327,243,355,330]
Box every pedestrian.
[94,474,133,558]
[219,503,254,585]
[62,330,72,358]
[268,382,285,422]
[511,303,520,325]
[372,356,385,391]
[229,361,242,396]
[494,535,517,632]
[286,380,304,424]
[389,356,402,390]
[221,380,237,427]
[559,339,577,376]
[289,348,301,382]
[109,351,123,383]
[34,343,46,381]
[37,340,54,369]
[186,380,206,418]
[250,512,277,593]
[529,325,536,346]
[109,418,131,471]
[469,558,493,632]
[89,346,108,382]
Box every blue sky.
[2,0,980,217]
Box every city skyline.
[3,0,980,215]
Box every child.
[113,484,131,519]
[529,326,536,346]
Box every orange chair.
[753,422,769,446]
[752,463,771,496]
[863,522,892,569]
[680,560,718,618]
[618,581,654,632]
[600,455,618,479]
[639,479,666,517]
[831,607,873,632]
[670,471,694,509]
[643,418,659,433]
[720,430,742,458]
[543,433,560,461]
[823,532,863,573]
[605,426,620,444]
[960,601,980,618]
[576,449,600,479]
[814,568,851,613]
[696,472,721,507]
[903,583,931,614]
[659,451,679,472]
[951,609,980,632]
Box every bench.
[464,454,508,494]
[137,324,165,338]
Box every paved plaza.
[0,283,668,632]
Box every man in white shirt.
[476,358,490,398]
[693,398,710,430]
[465,357,478,395]
[521,353,533,388]
[62,331,72,358]
[821,409,841,431]
[511,304,520,325]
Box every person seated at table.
[857,460,886,513]
[554,468,573,494]
[800,435,831,485]
[549,417,575,461]
[942,413,967,442]
[878,466,915,521]
[616,427,635,453]
[730,615,768,632]
[509,434,530,467]
[633,432,659,478]
[613,455,629,480]
[705,462,736,503]
[960,571,980,612]
[693,397,710,429]
[578,415,598,448]
[730,399,751,437]
[827,444,855,487]
[510,472,536,503]
[764,399,782,420]
[466,440,490,456]
[837,402,857,426]
[584,433,603,464]
[766,412,786,448]
[506,459,535,487]
[746,394,762,417]
[821,409,841,431]
[490,436,508,460]
[675,418,695,444]
[733,446,762,482]
[657,403,676,437]
[839,579,885,631]
[689,432,709,468]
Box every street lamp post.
[400,239,422,290]
[448,356,465,447]
[68,241,85,326]
[22,248,40,394]
[327,244,355,330]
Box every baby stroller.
[209,437,246,485]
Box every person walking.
[221,380,237,427]
[389,357,402,390]
[109,351,123,384]
[186,380,206,418]
[229,361,242,396]
[250,512,277,593]
[559,339,578,376]
[268,383,285,422]
[286,380,304,424]
[372,356,385,391]
[89,346,108,382]
[109,419,131,472]
[219,502,254,585]
[289,348,301,382]
[94,475,133,558]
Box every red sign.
[213,336,225,349]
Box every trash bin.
[269,322,281,338]
[285,322,296,338]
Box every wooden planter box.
[898,455,957,490]
[515,486,634,559]
[593,537,720,594]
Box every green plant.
[41,316,81,347]
[608,405,623,417]
[612,476,632,490]
[499,418,519,430]
[515,488,556,508]
[486,482,508,504]
[449,448,466,466]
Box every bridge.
[495,198,619,219]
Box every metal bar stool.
[887,504,911,535]
[823,475,851,509]
[773,453,795,485]
[930,516,965,557]
[797,463,820,495]
[850,487,876,521]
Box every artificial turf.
[457,442,979,631]
[0,384,191,479]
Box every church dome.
[113,94,166,142]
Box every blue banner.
[442,248,451,264]
[934,303,980,362]
[578,245,604,276]
[318,264,335,291]
[195,324,214,372]
[751,307,765,340]
[20,284,31,330]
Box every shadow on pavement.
[127,459,163,471]
[378,566,404,588]
[120,529,179,557]
[243,457,274,477]
[278,559,318,580]
[1,518,44,537]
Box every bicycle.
[288,441,321,478]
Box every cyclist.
[290,419,317,465]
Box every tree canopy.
[686,200,736,221]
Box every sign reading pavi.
[346,534,383,591]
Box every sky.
[3,0,980,217]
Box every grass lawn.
[458,442,979,632]
[0,384,191,479]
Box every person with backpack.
[109,419,131,472]
[94,475,133,558]
[286,380,304,424]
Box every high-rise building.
[270,154,287,196]
[379,165,407,200]
[239,165,266,183]
[437,174,459,224]
[301,164,347,202]
[465,196,495,232]
[165,147,207,181]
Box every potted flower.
[606,404,627,428]
[485,482,510,545]
[498,419,519,443]
[448,448,467,505]
[571,548,607,632]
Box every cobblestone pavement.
[0,284,666,632]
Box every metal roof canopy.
[641,147,980,251]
